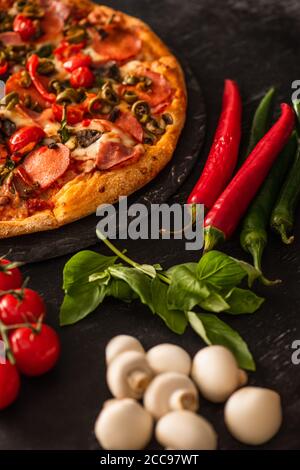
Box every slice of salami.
[114,111,144,143]
[22,143,70,189]
[0,32,23,45]
[136,70,172,108]
[51,0,71,21]
[38,1,70,44]
[96,141,142,170]
[88,27,142,63]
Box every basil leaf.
[199,291,230,312]
[167,262,198,276]
[106,279,138,302]
[138,264,157,278]
[151,277,187,334]
[89,270,111,284]
[187,311,255,370]
[60,282,106,326]
[108,266,154,313]
[197,251,247,289]
[167,264,210,312]
[234,259,261,287]
[63,250,117,291]
[225,287,265,314]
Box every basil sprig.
[60,233,265,370]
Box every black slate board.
[1,0,300,453]
[0,64,206,263]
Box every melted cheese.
[0,108,34,128]
[120,60,143,75]
[84,46,103,63]
[71,119,136,161]
[43,121,60,136]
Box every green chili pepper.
[240,87,295,285]
[241,132,297,282]
[270,146,300,244]
[243,87,275,161]
[270,101,300,244]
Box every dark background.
[1,0,300,450]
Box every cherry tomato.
[52,103,84,125]
[0,259,22,292]
[8,126,46,154]
[63,53,92,72]
[13,14,36,41]
[10,324,60,376]
[0,362,20,409]
[70,66,94,89]
[0,288,46,326]
[54,40,86,61]
[0,61,8,76]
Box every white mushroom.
[147,343,192,375]
[107,350,153,399]
[156,410,217,450]
[95,398,153,450]
[106,335,145,365]
[224,387,282,445]
[144,372,199,420]
[191,345,247,403]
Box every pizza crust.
[0,0,187,238]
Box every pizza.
[0,0,186,238]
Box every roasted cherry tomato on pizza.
[8,126,46,155]
[52,103,84,125]
[0,259,22,291]
[10,324,60,377]
[13,14,37,41]
[54,40,86,61]
[0,362,20,410]
[0,288,46,326]
[63,53,92,72]
[70,66,95,89]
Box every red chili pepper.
[70,66,94,89]
[52,103,84,125]
[8,126,46,154]
[13,14,36,41]
[0,61,8,76]
[188,80,242,211]
[54,40,86,61]
[27,54,56,103]
[204,103,295,251]
[63,53,92,72]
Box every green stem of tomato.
[0,318,42,366]
[0,319,15,365]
